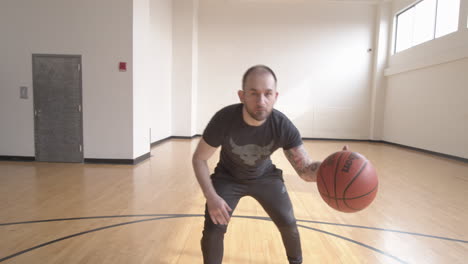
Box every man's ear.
[238,90,245,103]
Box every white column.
[459,0,468,30]
[191,0,199,137]
[369,2,392,140]
[172,0,199,137]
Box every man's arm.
[192,138,232,225]
[284,144,349,182]
[283,144,321,182]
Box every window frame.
[393,0,461,54]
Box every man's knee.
[277,221,299,235]
[203,222,227,235]
[276,216,301,242]
[275,211,298,229]
[202,222,228,239]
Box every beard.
[245,105,272,121]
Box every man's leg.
[201,177,246,264]
[249,179,302,264]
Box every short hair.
[242,65,277,90]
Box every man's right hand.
[192,138,232,225]
[206,194,232,225]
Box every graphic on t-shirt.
[229,138,274,166]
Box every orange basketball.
[317,151,378,213]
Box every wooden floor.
[1,139,467,264]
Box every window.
[413,0,436,45]
[395,8,415,52]
[394,0,461,53]
[435,0,461,37]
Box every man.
[192,65,346,264]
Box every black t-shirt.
[203,103,302,180]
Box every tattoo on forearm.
[308,162,319,173]
[285,147,316,176]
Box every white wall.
[197,0,377,139]
[382,0,468,158]
[172,0,199,137]
[0,0,134,159]
[383,58,468,158]
[149,0,173,143]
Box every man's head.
[242,65,277,90]
[238,65,279,124]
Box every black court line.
[0,216,174,263]
[0,214,193,226]
[2,214,466,244]
[0,214,407,263]
[297,219,468,244]
[296,224,407,264]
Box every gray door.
[33,55,83,163]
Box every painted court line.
[1,213,466,262]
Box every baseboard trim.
[134,152,151,164]
[0,156,35,162]
[151,135,201,147]
[302,137,378,142]
[171,135,201,139]
[151,136,172,147]
[84,158,134,165]
[84,152,151,165]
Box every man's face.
[239,72,278,122]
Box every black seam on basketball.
[320,161,331,199]
[343,187,377,211]
[319,184,378,200]
[340,186,377,211]
[343,161,368,210]
[334,152,345,210]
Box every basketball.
[317,151,378,213]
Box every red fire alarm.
[119,62,127,72]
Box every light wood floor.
[1,139,467,264]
